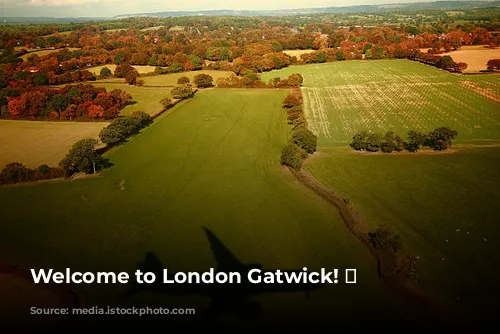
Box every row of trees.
[0,162,64,185]
[411,52,468,73]
[5,83,131,120]
[61,112,155,177]
[99,111,153,146]
[159,74,213,108]
[350,127,459,153]
[3,21,497,101]
[1,112,155,185]
[216,72,303,89]
[280,91,318,169]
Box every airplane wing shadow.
[122,226,326,322]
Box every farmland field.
[441,45,500,73]
[0,89,416,331]
[264,60,500,322]
[140,26,164,31]
[262,60,500,146]
[306,146,500,321]
[283,49,316,58]
[93,70,233,86]
[140,70,233,86]
[93,83,172,116]
[88,65,157,76]
[0,120,107,168]
[20,48,81,61]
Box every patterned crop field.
[261,60,500,146]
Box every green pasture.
[93,83,171,117]
[140,70,233,86]
[264,60,500,321]
[305,146,500,319]
[0,120,107,169]
[0,89,412,329]
[262,60,500,146]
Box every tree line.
[3,16,498,93]
[4,83,131,120]
[0,110,155,186]
[350,127,459,153]
[279,89,318,170]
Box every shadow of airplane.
[123,227,326,320]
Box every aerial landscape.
[0,0,499,332]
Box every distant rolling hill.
[1,1,500,24]
[114,1,500,19]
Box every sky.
[1,0,440,18]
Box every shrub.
[394,135,405,152]
[160,96,172,108]
[0,162,64,185]
[130,111,153,128]
[280,143,303,169]
[282,94,301,108]
[99,112,152,146]
[0,162,31,184]
[171,84,195,99]
[405,130,428,152]
[368,226,404,252]
[380,131,396,153]
[381,141,395,153]
[427,127,458,151]
[193,74,214,88]
[99,67,113,78]
[487,59,500,71]
[99,118,138,145]
[114,63,135,78]
[365,133,382,152]
[404,142,420,153]
[350,131,368,151]
[287,73,304,86]
[177,76,190,84]
[291,128,317,154]
[37,164,51,176]
[125,71,138,85]
[99,125,125,146]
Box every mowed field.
[262,60,500,146]
[264,60,500,321]
[20,48,81,61]
[0,89,414,331]
[1,71,231,169]
[93,83,172,117]
[93,70,233,87]
[306,147,500,321]
[0,120,107,169]
[88,65,157,76]
[441,45,500,73]
[283,49,316,58]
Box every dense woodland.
[1,7,500,120]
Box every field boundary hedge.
[280,85,455,323]
[288,166,456,322]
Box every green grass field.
[20,48,81,61]
[262,60,500,319]
[262,60,500,146]
[305,147,500,318]
[0,120,108,169]
[93,70,233,87]
[88,65,158,76]
[93,83,172,116]
[0,89,412,329]
[140,70,233,86]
